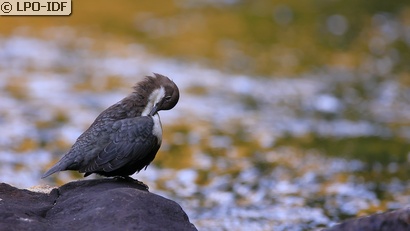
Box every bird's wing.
[42,119,114,178]
[80,116,158,173]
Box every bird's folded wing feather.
[80,116,156,173]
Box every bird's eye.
[165,96,172,100]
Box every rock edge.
[0,179,197,231]
[324,206,410,231]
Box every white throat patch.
[151,114,162,145]
[141,87,165,116]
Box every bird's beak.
[149,104,159,116]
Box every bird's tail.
[41,156,72,178]
[41,163,62,178]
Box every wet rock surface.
[325,206,410,231]
[0,179,197,231]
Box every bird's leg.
[114,176,149,190]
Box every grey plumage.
[42,73,179,178]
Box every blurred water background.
[0,1,410,230]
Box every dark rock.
[324,207,410,231]
[0,179,197,231]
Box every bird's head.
[137,73,179,116]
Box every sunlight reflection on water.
[0,32,409,230]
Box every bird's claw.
[114,176,149,190]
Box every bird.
[42,73,179,182]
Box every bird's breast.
[151,114,162,145]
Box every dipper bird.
[42,73,179,180]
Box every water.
[0,31,409,230]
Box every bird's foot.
[114,176,149,190]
